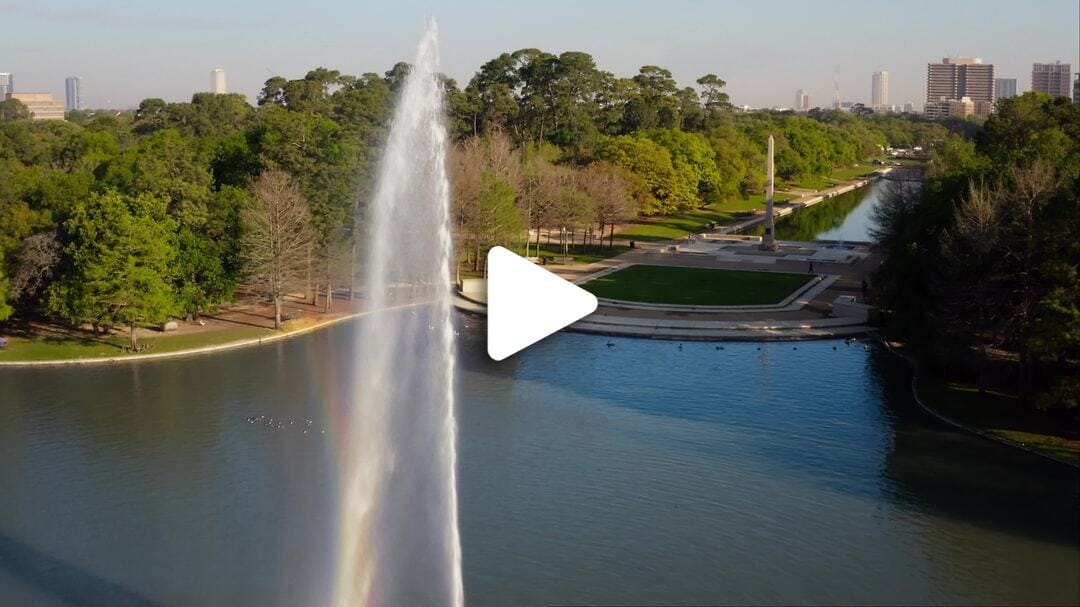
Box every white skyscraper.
[65,76,82,111]
[872,71,889,107]
[211,68,227,94]
[794,89,810,111]
[0,73,13,99]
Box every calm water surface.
[1,316,1077,606]
[750,179,893,243]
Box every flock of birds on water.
[244,414,326,435]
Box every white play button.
[486,246,598,361]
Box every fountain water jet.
[334,19,463,607]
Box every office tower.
[833,65,840,109]
[8,93,66,120]
[1074,74,1079,107]
[65,76,82,111]
[211,68,227,94]
[1031,62,1071,99]
[794,89,810,111]
[903,102,915,113]
[871,71,889,107]
[994,78,1017,101]
[0,73,13,99]
[927,57,995,103]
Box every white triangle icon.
[486,246,598,361]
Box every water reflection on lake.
[747,180,894,242]
[0,318,1077,605]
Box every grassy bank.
[715,193,794,213]
[614,161,882,243]
[615,206,736,242]
[0,325,274,362]
[614,195,796,242]
[916,377,1080,465]
[582,265,814,306]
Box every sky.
[3,0,1078,110]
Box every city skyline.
[1,0,1077,109]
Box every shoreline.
[0,170,897,365]
[880,339,1079,469]
[0,301,428,368]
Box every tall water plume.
[334,19,463,607]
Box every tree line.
[872,93,1080,411]
[1,50,950,345]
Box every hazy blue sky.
[3,0,1078,109]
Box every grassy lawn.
[715,193,793,213]
[582,265,814,306]
[781,162,880,191]
[0,325,273,362]
[615,206,736,242]
[830,164,876,181]
[513,242,630,265]
[782,174,832,191]
[917,378,1080,465]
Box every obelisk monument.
[760,134,778,251]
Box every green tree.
[0,98,30,121]
[599,134,697,213]
[47,191,177,348]
[696,74,731,128]
[644,128,722,199]
[0,265,12,322]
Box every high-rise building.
[871,71,889,107]
[65,76,82,111]
[903,102,915,113]
[8,92,66,120]
[994,78,1017,101]
[0,73,13,99]
[794,89,810,111]
[211,68,227,94]
[925,97,975,120]
[927,57,995,104]
[1074,73,1079,107]
[1031,62,1071,99]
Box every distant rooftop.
[941,57,983,65]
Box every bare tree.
[580,161,636,249]
[518,155,568,258]
[242,169,314,330]
[451,131,523,268]
[9,230,62,303]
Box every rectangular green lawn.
[582,265,814,306]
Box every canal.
[747,179,897,243]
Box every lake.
[1,316,1077,605]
